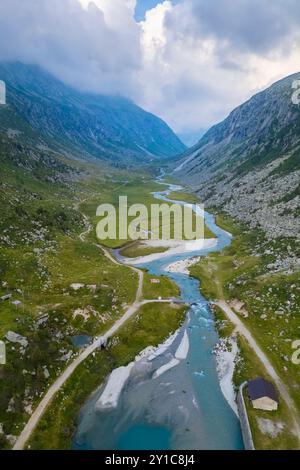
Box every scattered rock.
[5,331,28,348]
[59,350,73,362]
[1,294,12,301]
[6,435,17,446]
[257,418,284,438]
[70,283,85,291]
[43,367,50,379]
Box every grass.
[142,272,180,300]
[82,179,166,249]
[168,190,216,239]
[167,191,199,204]
[27,302,187,450]
[214,214,240,236]
[245,398,299,450]
[211,304,235,338]
[84,181,216,249]
[189,214,263,301]
[0,221,140,446]
[0,135,190,449]
[0,139,152,447]
[120,242,168,258]
[235,337,298,450]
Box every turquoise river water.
[72,180,244,450]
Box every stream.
[72,180,244,450]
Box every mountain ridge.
[0,62,185,164]
[175,72,300,240]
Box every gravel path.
[216,300,300,445]
[13,209,163,450]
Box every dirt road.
[13,212,149,450]
[216,300,300,442]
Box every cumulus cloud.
[138,0,300,133]
[0,0,299,134]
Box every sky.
[0,0,299,139]
[135,0,165,21]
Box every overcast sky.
[0,0,299,137]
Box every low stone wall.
[237,381,255,450]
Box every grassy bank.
[120,242,168,258]
[82,181,216,250]
[143,273,180,300]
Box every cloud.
[134,0,165,21]
[137,0,300,132]
[0,0,299,134]
[187,0,300,55]
[0,0,141,95]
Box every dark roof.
[248,377,279,403]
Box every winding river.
[72,180,244,450]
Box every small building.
[150,279,160,284]
[248,377,279,411]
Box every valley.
[0,61,299,452]
[0,143,187,448]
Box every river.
[72,180,244,450]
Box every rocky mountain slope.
[0,62,185,164]
[175,73,300,240]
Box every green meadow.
[0,146,186,449]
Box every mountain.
[175,73,300,239]
[0,62,185,164]
[178,129,207,147]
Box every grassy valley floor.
[0,148,147,447]
[0,143,191,449]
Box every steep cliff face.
[0,62,185,164]
[175,73,300,239]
